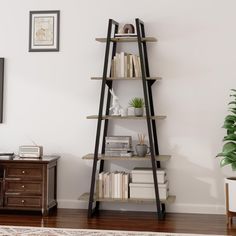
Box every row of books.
[111,52,142,78]
[105,136,132,157]
[98,171,129,199]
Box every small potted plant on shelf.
[129,97,144,117]
[216,89,236,222]
[136,134,149,157]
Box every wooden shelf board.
[82,153,171,161]
[95,37,157,43]
[86,115,167,120]
[79,192,175,204]
[91,77,162,81]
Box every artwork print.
[34,16,54,46]
[29,11,60,52]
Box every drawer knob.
[21,200,25,203]
[22,170,25,174]
[21,185,25,188]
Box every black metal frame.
[135,18,165,219]
[88,19,119,217]
[88,18,165,219]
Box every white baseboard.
[166,203,225,214]
[57,199,225,214]
[57,200,87,209]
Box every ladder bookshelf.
[79,18,175,219]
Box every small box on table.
[131,167,167,184]
[129,182,169,200]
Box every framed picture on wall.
[29,10,60,52]
[0,58,4,123]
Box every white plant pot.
[225,177,236,212]
[134,108,143,117]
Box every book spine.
[124,173,129,199]
[137,56,141,77]
[124,55,128,77]
[98,172,104,198]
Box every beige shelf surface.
[91,77,162,81]
[95,37,157,43]
[79,192,175,204]
[86,115,167,120]
[82,153,171,162]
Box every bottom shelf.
[78,192,176,204]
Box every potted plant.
[136,134,149,157]
[129,97,144,116]
[217,89,236,218]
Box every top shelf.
[95,37,157,43]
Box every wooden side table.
[0,155,59,215]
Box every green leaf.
[228,152,236,160]
[232,162,236,171]
[220,157,233,167]
[229,109,236,115]
[222,124,236,132]
[225,115,236,122]
[231,89,236,92]
[230,94,236,97]
[216,152,236,162]
[223,134,236,141]
[223,142,236,153]
[223,125,236,132]
[224,120,234,126]
[129,97,144,108]
[229,101,236,105]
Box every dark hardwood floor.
[0,209,234,235]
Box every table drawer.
[5,165,43,179]
[5,181,42,194]
[5,196,42,208]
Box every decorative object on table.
[109,89,122,116]
[136,134,149,157]
[131,167,167,184]
[120,107,128,117]
[130,167,168,200]
[0,152,14,160]
[105,136,132,157]
[123,24,135,33]
[19,145,43,158]
[129,97,144,116]
[216,89,236,226]
[29,10,60,52]
[0,58,4,123]
[115,24,136,38]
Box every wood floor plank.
[0,209,233,235]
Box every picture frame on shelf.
[29,10,60,52]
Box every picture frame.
[29,10,60,52]
[0,58,4,123]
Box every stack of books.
[111,52,141,78]
[105,136,132,157]
[98,171,129,199]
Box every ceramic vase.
[134,108,143,117]
[136,144,148,157]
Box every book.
[114,33,137,37]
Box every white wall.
[0,0,234,214]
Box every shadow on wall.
[57,153,92,200]
[166,144,225,206]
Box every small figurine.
[109,89,122,116]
